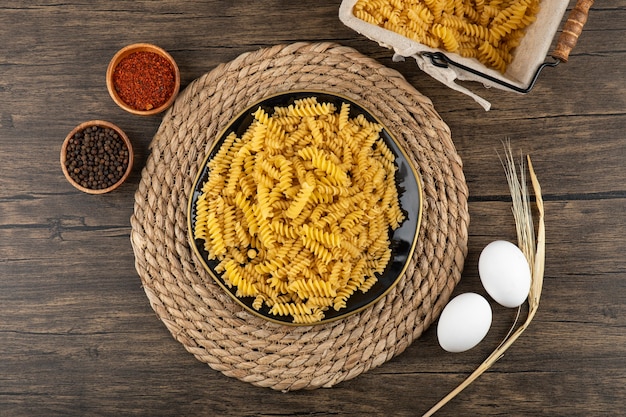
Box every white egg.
[478,240,531,308]
[437,292,492,353]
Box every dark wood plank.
[1,1,625,416]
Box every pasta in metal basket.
[193,96,405,323]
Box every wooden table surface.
[1,1,624,416]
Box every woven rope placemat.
[130,42,469,391]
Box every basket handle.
[552,0,594,63]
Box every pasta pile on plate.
[353,0,540,73]
[193,97,405,324]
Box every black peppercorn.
[64,125,130,190]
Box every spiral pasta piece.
[287,102,336,118]
[288,279,337,298]
[269,302,313,317]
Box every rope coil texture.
[130,42,469,391]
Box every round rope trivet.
[130,42,469,391]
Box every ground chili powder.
[112,51,175,111]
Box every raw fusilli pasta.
[193,96,405,323]
[353,0,540,73]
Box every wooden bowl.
[106,43,180,116]
[60,120,134,194]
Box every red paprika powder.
[112,51,175,111]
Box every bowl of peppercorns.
[106,43,180,116]
[61,120,133,194]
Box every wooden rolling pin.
[552,0,594,63]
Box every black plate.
[188,91,422,325]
